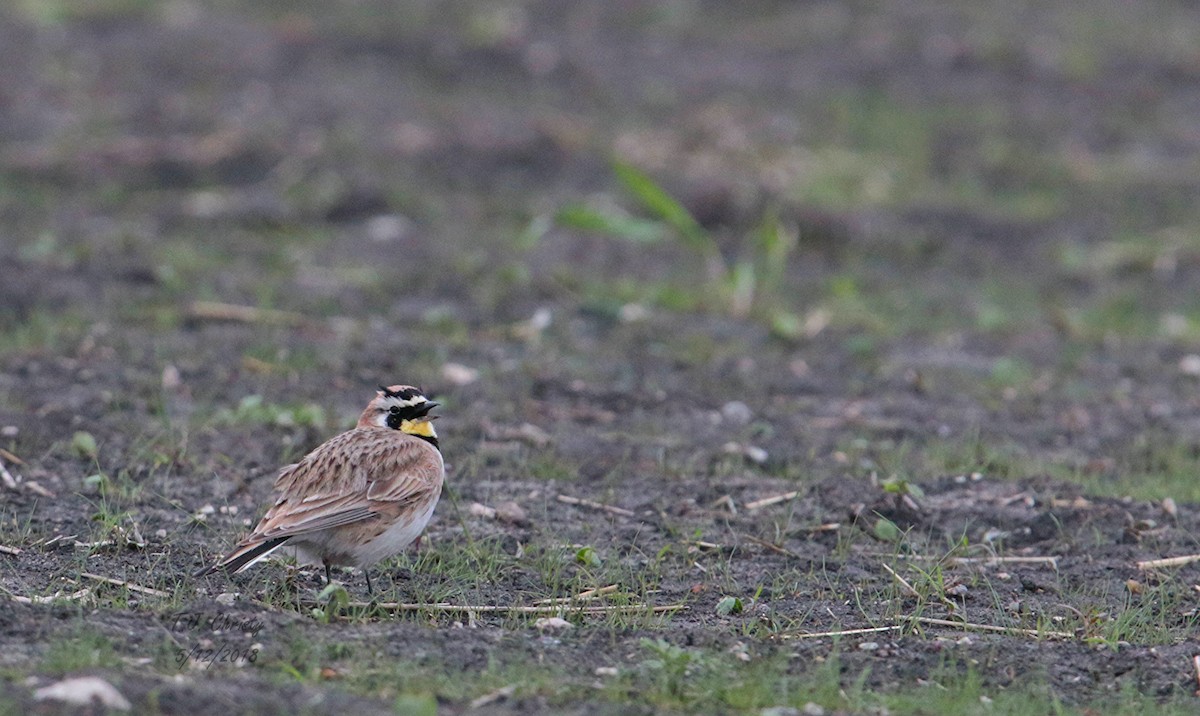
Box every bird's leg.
[364,570,374,596]
[323,560,332,585]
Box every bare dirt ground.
[2,1,1200,714]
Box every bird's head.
[359,384,439,447]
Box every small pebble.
[515,308,552,341]
[1161,497,1178,518]
[723,442,768,464]
[34,677,131,711]
[1179,354,1200,376]
[468,502,496,520]
[721,401,753,425]
[161,365,182,391]
[743,445,768,464]
[534,617,573,631]
[619,303,649,322]
[441,362,479,386]
[365,214,412,243]
[495,501,529,526]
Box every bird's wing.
[247,430,442,541]
[364,440,444,509]
[272,462,300,489]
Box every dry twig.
[909,616,1073,640]
[338,601,684,616]
[740,533,802,559]
[0,582,91,604]
[556,494,636,518]
[711,495,737,515]
[1137,554,1200,570]
[998,492,1035,507]
[80,572,168,597]
[0,459,17,490]
[3,588,92,605]
[469,685,516,710]
[951,556,1059,568]
[744,491,801,511]
[74,538,146,550]
[23,481,55,498]
[882,554,1059,569]
[772,625,901,640]
[534,584,619,604]
[882,563,920,599]
[186,301,306,326]
[1050,497,1092,509]
[41,534,78,547]
[0,545,20,556]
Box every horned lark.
[194,385,443,592]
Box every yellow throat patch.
[400,418,436,439]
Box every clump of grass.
[13,0,159,24]
[0,308,89,358]
[70,431,99,460]
[552,161,801,332]
[312,583,351,624]
[216,395,328,430]
[41,629,115,673]
[927,427,1200,502]
[523,450,579,482]
[1051,574,1200,649]
[84,493,144,547]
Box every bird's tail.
[193,536,290,578]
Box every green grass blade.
[612,161,712,253]
[555,203,667,243]
[728,260,756,317]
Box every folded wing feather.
[248,430,441,541]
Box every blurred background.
[3,3,1200,711]
[3,0,1200,495]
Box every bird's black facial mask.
[383,401,439,449]
[384,401,437,429]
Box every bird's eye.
[389,406,401,415]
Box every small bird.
[194,385,444,593]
